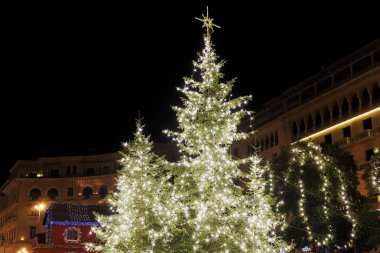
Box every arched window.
[30,188,41,200]
[315,111,322,129]
[270,134,274,147]
[99,185,108,198]
[82,187,93,199]
[292,122,298,137]
[332,102,340,121]
[306,115,313,132]
[274,131,279,146]
[373,83,380,105]
[260,139,264,151]
[47,188,59,200]
[341,98,349,117]
[362,88,370,110]
[299,119,306,135]
[323,107,331,125]
[351,93,360,114]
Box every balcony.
[353,129,375,142]
[374,126,380,135]
[337,137,353,147]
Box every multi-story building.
[233,38,380,197]
[0,143,178,253]
[0,152,119,253]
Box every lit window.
[64,227,81,243]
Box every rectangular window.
[67,187,74,197]
[366,148,374,161]
[66,166,71,175]
[324,134,332,144]
[73,166,77,175]
[363,118,372,130]
[50,169,59,178]
[29,226,36,239]
[86,168,95,176]
[342,126,351,137]
[65,228,79,241]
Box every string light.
[88,8,290,252]
[86,121,175,252]
[164,9,288,252]
[365,147,380,196]
[272,141,357,249]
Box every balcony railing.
[337,137,353,147]
[353,129,375,141]
[374,126,380,135]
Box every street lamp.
[34,203,46,235]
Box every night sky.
[1,2,379,184]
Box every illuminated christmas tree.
[86,120,173,253]
[268,142,359,250]
[365,146,380,196]
[165,8,288,252]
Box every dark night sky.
[1,2,379,184]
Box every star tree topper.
[195,6,221,37]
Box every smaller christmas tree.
[268,141,358,250]
[365,146,380,196]
[86,120,172,253]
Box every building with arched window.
[233,38,380,198]
[0,153,119,253]
[0,142,178,253]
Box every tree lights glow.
[164,9,288,252]
[365,147,380,196]
[268,142,358,249]
[88,9,289,252]
[86,121,173,252]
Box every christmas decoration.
[164,7,288,252]
[86,120,173,252]
[364,146,380,196]
[268,141,358,250]
[43,203,112,245]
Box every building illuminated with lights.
[0,143,178,253]
[233,38,380,199]
[0,152,119,253]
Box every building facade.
[0,153,120,253]
[233,38,380,197]
[0,142,178,253]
